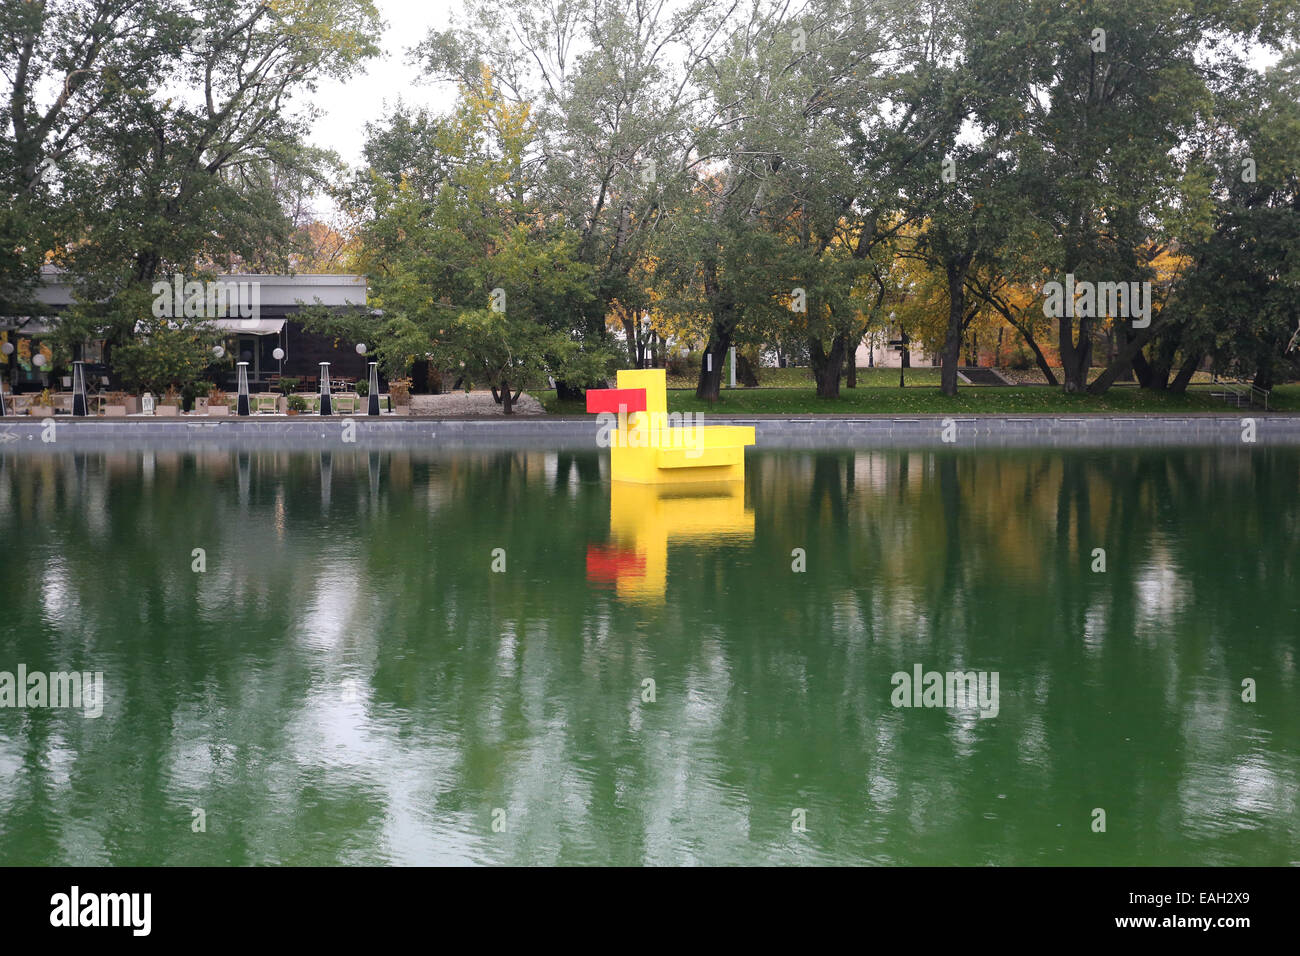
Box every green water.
[0,446,1296,866]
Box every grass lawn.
[664,366,944,388]
[539,382,1300,415]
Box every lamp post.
[318,362,332,416]
[367,362,380,416]
[72,360,89,416]
[236,361,250,416]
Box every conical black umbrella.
[71,361,89,416]
[318,363,332,416]
[236,362,251,416]
[367,362,380,416]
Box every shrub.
[1006,345,1034,371]
[388,376,412,406]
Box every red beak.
[586,388,647,414]
[586,544,646,582]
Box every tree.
[112,311,222,397]
[416,0,725,399]
[316,78,611,412]
[8,0,379,375]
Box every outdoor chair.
[255,394,279,414]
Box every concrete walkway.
[3,413,1299,451]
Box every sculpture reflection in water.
[587,479,754,603]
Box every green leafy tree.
[112,314,222,396]
[316,80,610,412]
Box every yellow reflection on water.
[593,480,754,604]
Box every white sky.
[305,0,464,169]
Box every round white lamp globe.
[273,347,285,361]
[356,343,367,355]
[0,342,13,356]
[212,345,225,359]
[33,354,46,367]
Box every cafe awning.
[211,318,286,336]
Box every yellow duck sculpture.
[585,368,756,484]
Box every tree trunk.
[1058,314,1093,392]
[736,351,760,387]
[555,380,585,402]
[1017,325,1059,386]
[1131,347,1154,388]
[500,380,513,415]
[810,335,847,399]
[1086,321,1161,394]
[940,263,968,397]
[620,314,640,367]
[695,332,731,401]
[1169,352,1201,393]
[846,337,858,388]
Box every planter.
[206,404,229,417]
[155,404,180,417]
[391,405,410,416]
[30,406,54,418]
[286,410,299,417]
[103,405,127,418]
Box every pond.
[0,446,1296,865]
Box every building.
[855,332,936,368]
[1,269,370,392]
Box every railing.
[1212,381,1270,410]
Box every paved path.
[408,391,545,416]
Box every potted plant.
[287,395,309,416]
[277,377,299,396]
[30,389,55,417]
[102,391,129,417]
[207,385,229,416]
[181,379,209,413]
[355,378,369,398]
[156,385,181,416]
[388,376,412,415]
